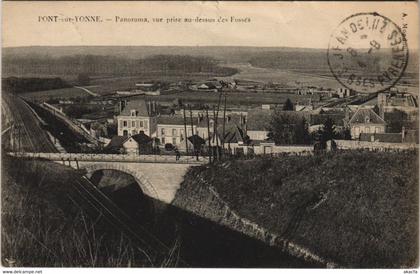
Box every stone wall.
[331,139,418,151]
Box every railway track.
[69,174,187,266]
[2,94,57,153]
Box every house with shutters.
[156,115,197,147]
[348,108,386,139]
[117,100,158,137]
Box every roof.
[349,108,386,125]
[157,115,194,126]
[359,133,402,143]
[106,136,128,149]
[310,113,346,126]
[120,100,154,116]
[212,124,247,144]
[197,114,242,128]
[247,109,272,131]
[188,134,206,147]
[128,131,153,145]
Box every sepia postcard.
[1,1,419,271]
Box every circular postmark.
[327,12,408,93]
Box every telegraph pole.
[222,93,227,155]
[206,107,212,164]
[189,105,195,157]
[213,106,219,161]
[183,107,189,155]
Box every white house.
[156,116,196,147]
[117,100,158,137]
[348,108,386,139]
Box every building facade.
[117,100,158,137]
[349,108,386,139]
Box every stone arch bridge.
[10,152,206,204]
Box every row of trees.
[3,54,238,77]
[2,77,70,94]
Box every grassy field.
[1,156,177,267]
[184,150,418,267]
[219,63,343,90]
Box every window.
[161,137,165,144]
[365,126,370,133]
[172,129,177,136]
[123,120,127,127]
[140,121,144,127]
[172,138,177,144]
[375,127,381,133]
[132,121,136,127]
[123,130,128,137]
[130,110,136,116]
[161,128,165,135]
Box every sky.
[2,1,419,49]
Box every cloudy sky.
[2,1,418,49]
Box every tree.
[268,110,310,145]
[316,118,339,148]
[283,98,294,111]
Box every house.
[377,91,418,118]
[106,131,153,155]
[208,122,249,155]
[105,135,128,154]
[117,100,158,137]
[348,108,386,139]
[196,114,245,141]
[336,88,356,98]
[156,116,196,147]
[122,131,153,155]
[246,109,272,141]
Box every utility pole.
[206,107,212,164]
[222,93,227,156]
[183,107,189,155]
[189,104,194,157]
[213,106,219,161]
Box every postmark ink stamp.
[327,12,408,93]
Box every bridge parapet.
[8,152,207,165]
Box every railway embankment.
[172,150,418,268]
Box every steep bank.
[172,150,418,268]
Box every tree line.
[3,54,238,77]
[2,77,71,94]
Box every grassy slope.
[187,150,418,267]
[1,156,156,267]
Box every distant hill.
[2,45,417,78]
[2,46,325,63]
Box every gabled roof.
[126,131,152,145]
[106,136,128,149]
[349,108,385,124]
[120,100,154,117]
